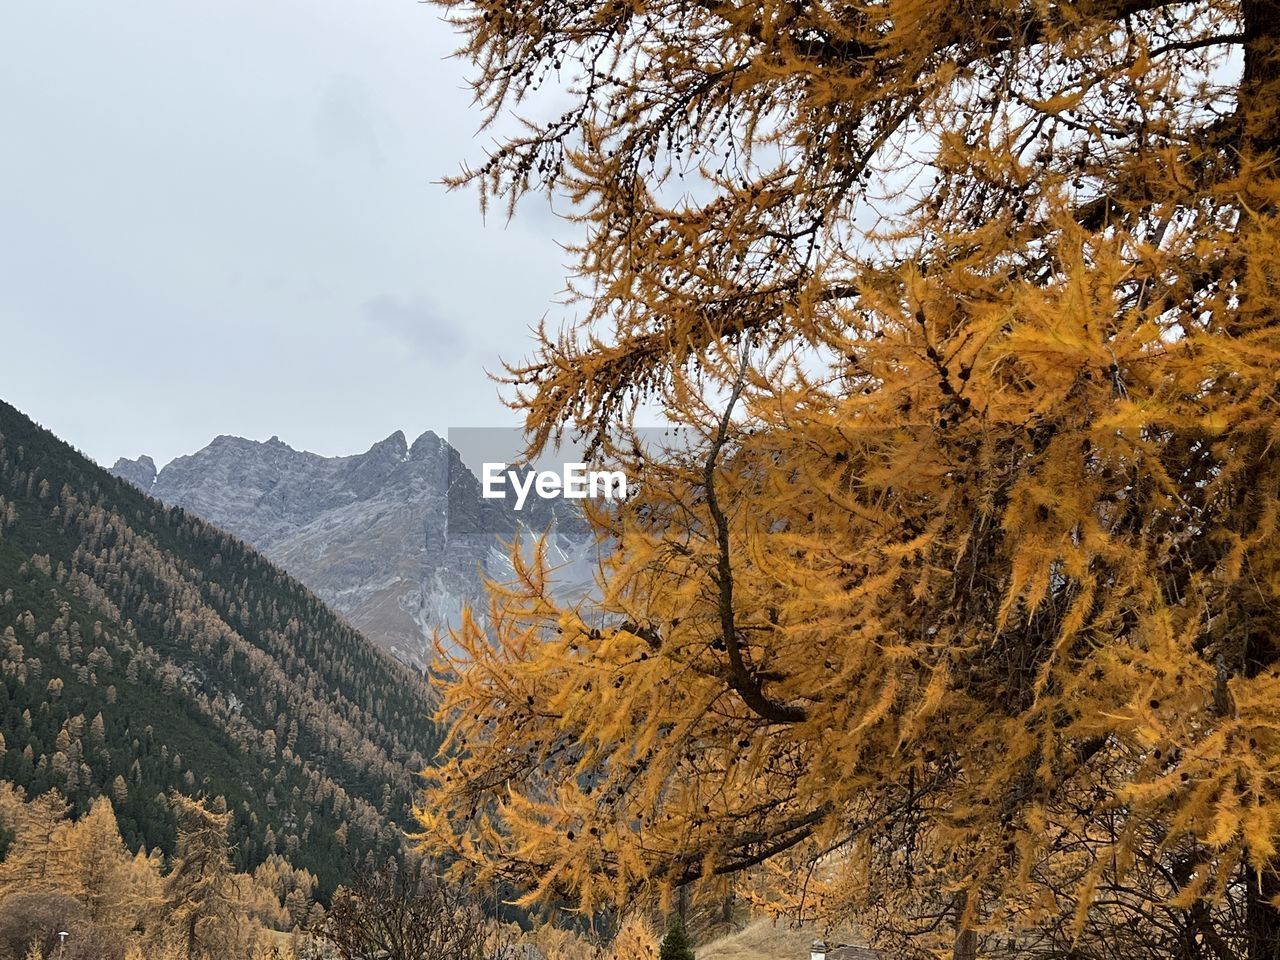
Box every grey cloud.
[0,0,578,468]
[314,74,387,166]
[363,294,466,365]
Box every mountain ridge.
[110,428,587,669]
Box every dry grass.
[696,919,862,960]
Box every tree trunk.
[1242,0,1280,163]
[952,928,977,960]
[1249,870,1280,960]
[1240,4,1280,954]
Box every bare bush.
[312,861,513,960]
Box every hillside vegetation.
[0,400,438,896]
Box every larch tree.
[417,0,1280,956]
[0,790,78,897]
[72,796,135,932]
[163,794,240,960]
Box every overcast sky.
[0,0,577,468]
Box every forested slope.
[0,400,438,895]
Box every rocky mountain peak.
[367,430,409,461]
[109,428,596,669]
[110,454,157,491]
[409,430,442,461]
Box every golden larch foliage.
[420,0,1280,954]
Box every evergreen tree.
[658,916,694,960]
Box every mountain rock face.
[111,431,590,669]
[110,453,156,490]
